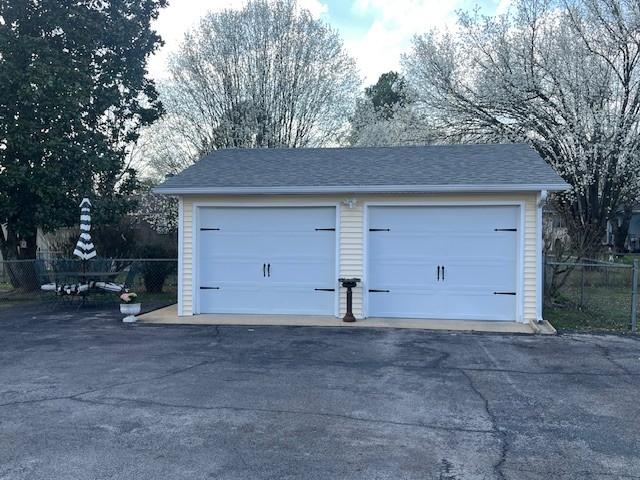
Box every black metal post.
[339,278,360,323]
[631,259,638,333]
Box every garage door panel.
[440,258,517,291]
[199,230,265,285]
[268,257,335,286]
[368,205,519,321]
[199,284,269,314]
[268,237,335,261]
[369,262,436,289]
[199,258,263,284]
[200,207,334,232]
[368,288,439,318]
[260,284,335,314]
[438,289,516,321]
[441,233,512,257]
[198,207,336,315]
[369,291,514,321]
[369,233,444,257]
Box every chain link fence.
[3,256,639,331]
[544,258,639,332]
[0,258,177,309]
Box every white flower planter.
[120,303,141,323]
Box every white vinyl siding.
[524,197,538,321]
[178,192,539,323]
[339,202,364,318]
[181,199,193,315]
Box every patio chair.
[91,261,137,300]
[34,259,50,286]
[88,258,116,281]
[36,259,76,307]
[123,262,140,291]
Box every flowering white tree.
[349,101,434,147]
[145,0,360,178]
[403,0,640,260]
[349,71,433,146]
[138,190,178,234]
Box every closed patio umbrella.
[69,198,127,294]
[39,198,98,296]
[73,198,97,260]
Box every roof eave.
[153,183,570,195]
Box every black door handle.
[267,263,271,277]
[437,265,440,281]
[263,263,266,277]
[442,266,445,281]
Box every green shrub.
[135,244,176,293]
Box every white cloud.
[346,0,465,84]
[148,0,239,80]
[147,0,514,85]
[495,0,512,15]
[148,0,328,81]
[298,0,328,17]
[147,0,471,84]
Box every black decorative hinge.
[200,228,220,231]
[494,228,517,232]
[369,289,390,293]
[493,291,516,295]
[369,228,390,232]
[200,286,220,290]
[315,228,335,231]
[314,288,335,291]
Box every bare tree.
[403,0,640,266]
[145,0,359,177]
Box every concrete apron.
[138,304,556,335]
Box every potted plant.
[119,291,141,323]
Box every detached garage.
[155,144,568,327]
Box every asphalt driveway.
[0,304,639,480]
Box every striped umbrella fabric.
[73,198,97,260]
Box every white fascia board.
[153,183,570,195]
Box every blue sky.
[148,0,510,85]
[321,0,503,40]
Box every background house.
[605,206,640,254]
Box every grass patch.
[545,307,631,332]
[545,285,635,332]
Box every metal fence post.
[580,265,585,308]
[542,252,546,319]
[631,259,638,333]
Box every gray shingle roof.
[154,144,568,194]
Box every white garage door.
[197,207,336,315]
[367,205,519,321]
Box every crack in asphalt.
[0,360,212,408]
[213,353,640,378]
[565,336,637,383]
[1,353,637,410]
[462,370,508,480]
[68,395,497,435]
[593,342,634,377]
